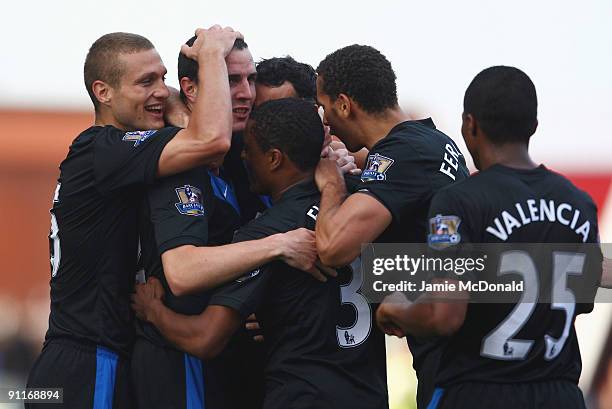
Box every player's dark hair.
[84,32,155,111]
[256,56,316,101]
[177,36,248,102]
[249,98,323,171]
[464,66,538,144]
[316,44,398,114]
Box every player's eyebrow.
[134,69,165,83]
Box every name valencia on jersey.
[486,198,592,242]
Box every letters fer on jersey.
[174,185,205,216]
[428,214,462,249]
[361,153,395,182]
[122,129,158,147]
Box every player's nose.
[236,80,254,101]
[154,82,170,100]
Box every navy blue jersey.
[46,125,178,355]
[209,180,388,409]
[355,118,469,407]
[428,164,602,386]
[136,166,242,347]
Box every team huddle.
[26,25,606,409]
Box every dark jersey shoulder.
[47,125,178,355]
[427,164,602,386]
[209,180,388,408]
[137,166,242,348]
[356,118,469,243]
[429,164,599,244]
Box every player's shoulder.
[237,184,319,241]
[539,167,598,210]
[235,201,297,242]
[377,118,455,151]
[90,125,180,146]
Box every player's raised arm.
[157,26,241,177]
[315,158,392,267]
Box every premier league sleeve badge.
[175,185,205,216]
[428,214,462,249]
[361,153,395,182]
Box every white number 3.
[49,183,61,278]
[337,257,372,348]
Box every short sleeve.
[93,126,180,194]
[426,187,478,281]
[147,168,210,254]
[208,219,275,319]
[356,139,430,224]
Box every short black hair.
[177,36,248,101]
[256,56,316,101]
[316,44,398,114]
[249,98,323,171]
[464,66,538,144]
[84,32,154,110]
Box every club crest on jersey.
[236,268,260,283]
[122,130,157,147]
[361,153,394,182]
[175,185,205,216]
[428,214,461,249]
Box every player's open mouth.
[145,104,164,116]
[233,107,250,118]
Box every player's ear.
[92,80,113,107]
[268,149,283,171]
[179,77,198,104]
[336,93,351,119]
[462,113,478,138]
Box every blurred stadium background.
[1,1,610,408]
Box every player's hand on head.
[164,86,190,128]
[181,25,244,61]
[276,228,337,282]
[131,277,165,322]
[325,144,361,176]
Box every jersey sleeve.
[355,138,431,224]
[207,215,281,319]
[426,186,479,281]
[147,168,211,254]
[93,126,180,194]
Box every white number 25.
[481,251,585,361]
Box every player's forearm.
[157,51,232,177]
[164,235,284,296]
[378,285,468,337]
[316,181,354,266]
[388,297,466,337]
[147,301,216,358]
[148,302,241,360]
[189,49,233,150]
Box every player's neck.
[361,107,412,150]
[94,110,124,130]
[479,143,538,171]
[270,172,314,203]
